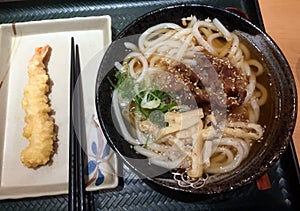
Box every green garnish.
[111,68,179,127]
[143,136,150,149]
[132,89,178,121]
[141,91,161,109]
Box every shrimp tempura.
[21,45,56,168]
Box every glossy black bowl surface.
[96,4,297,196]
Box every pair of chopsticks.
[68,37,94,211]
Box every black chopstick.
[75,43,86,211]
[69,37,76,211]
[68,37,88,211]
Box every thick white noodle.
[207,32,223,48]
[248,59,264,76]
[144,40,181,58]
[255,82,268,106]
[173,28,193,39]
[202,140,213,166]
[185,46,204,56]
[138,23,182,53]
[193,20,218,55]
[175,34,194,61]
[210,147,234,164]
[134,145,186,170]
[242,61,251,76]
[182,59,198,66]
[135,127,148,145]
[125,52,148,82]
[134,145,160,158]
[148,55,163,68]
[244,73,256,104]
[218,41,232,57]
[225,121,264,140]
[200,27,213,37]
[250,97,260,122]
[238,140,250,159]
[206,138,245,174]
[227,33,240,62]
[213,18,232,41]
[147,142,169,152]
[124,42,139,52]
[232,47,244,68]
[114,61,125,72]
[149,155,186,169]
[112,90,140,145]
[247,106,256,123]
[240,43,250,60]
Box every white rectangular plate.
[0,16,118,199]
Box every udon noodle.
[111,16,267,186]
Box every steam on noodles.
[110,16,267,186]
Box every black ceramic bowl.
[95,4,297,196]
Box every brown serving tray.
[0,0,299,210]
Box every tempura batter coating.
[21,45,56,168]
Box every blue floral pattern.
[84,116,115,187]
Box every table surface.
[259,0,300,166]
